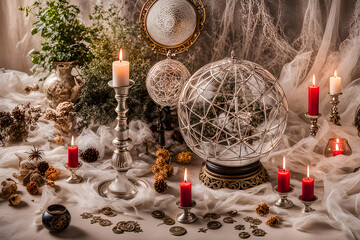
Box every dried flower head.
[26,146,44,162]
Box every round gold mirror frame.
[139,0,206,55]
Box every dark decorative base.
[199,160,269,190]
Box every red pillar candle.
[68,136,79,167]
[308,75,319,116]
[277,156,291,192]
[332,139,344,156]
[180,168,192,207]
[302,165,315,201]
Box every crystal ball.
[178,56,288,167]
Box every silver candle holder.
[329,92,342,126]
[298,195,318,213]
[273,184,295,209]
[305,113,322,136]
[176,200,198,224]
[64,162,83,184]
[96,80,141,199]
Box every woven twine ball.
[146,58,190,107]
[178,53,288,167]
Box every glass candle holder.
[324,138,352,157]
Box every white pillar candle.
[112,49,129,87]
[329,71,341,95]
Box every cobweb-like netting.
[0,0,360,239]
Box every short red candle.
[308,75,319,116]
[277,156,291,192]
[302,165,314,201]
[332,143,344,157]
[180,168,192,207]
[68,136,78,167]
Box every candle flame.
[184,168,187,182]
[336,138,339,143]
[283,156,286,169]
[312,75,316,85]
[335,143,339,151]
[71,136,74,146]
[307,165,310,178]
[334,70,337,77]
[119,49,123,62]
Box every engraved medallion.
[207,221,222,230]
[151,210,165,219]
[170,226,187,236]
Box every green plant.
[75,5,157,129]
[20,0,93,80]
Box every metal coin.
[101,207,112,215]
[223,217,236,224]
[99,219,113,226]
[170,226,187,236]
[164,218,175,225]
[252,228,267,237]
[207,221,222,230]
[93,216,102,221]
[228,210,238,217]
[235,224,245,230]
[107,212,117,217]
[250,224,258,229]
[210,213,220,219]
[151,210,165,219]
[123,222,136,232]
[80,212,93,219]
[112,226,124,234]
[244,216,253,223]
[239,232,250,239]
[252,218,262,225]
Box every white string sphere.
[146,58,190,107]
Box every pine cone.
[154,172,167,181]
[155,157,166,166]
[176,152,192,164]
[37,161,49,175]
[152,164,162,175]
[81,148,99,163]
[45,167,59,181]
[12,107,25,122]
[171,130,184,144]
[154,179,168,193]
[0,111,13,129]
[162,164,174,178]
[156,148,170,160]
[26,181,39,195]
[266,216,280,226]
[256,203,270,216]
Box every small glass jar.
[324,138,352,157]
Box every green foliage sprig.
[20,0,94,80]
[75,5,157,129]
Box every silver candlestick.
[305,113,322,136]
[176,200,198,224]
[274,184,295,209]
[64,162,83,184]
[96,80,139,199]
[299,195,318,213]
[329,92,342,126]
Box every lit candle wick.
[307,165,310,179]
[334,70,337,77]
[282,156,286,170]
[312,74,316,86]
[71,136,74,147]
[119,49,123,62]
[184,168,188,182]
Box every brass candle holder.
[329,92,342,126]
[96,80,144,199]
[64,162,83,184]
[305,113,322,136]
[273,184,295,209]
[298,195,318,213]
[176,200,198,224]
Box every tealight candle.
[332,139,344,156]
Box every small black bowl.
[42,204,71,232]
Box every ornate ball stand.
[176,200,198,224]
[329,92,342,126]
[96,80,144,199]
[273,184,295,209]
[305,113,322,136]
[64,162,83,184]
[298,195,318,213]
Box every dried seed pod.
[256,203,270,216]
[45,167,59,181]
[30,173,45,186]
[176,152,192,164]
[8,194,21,206]
[26,181,39,195]
[154,179,168,193]
[0,178,17,198]
[266,216,280,226]
[156,148,170,160]
[37,161,49,175]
